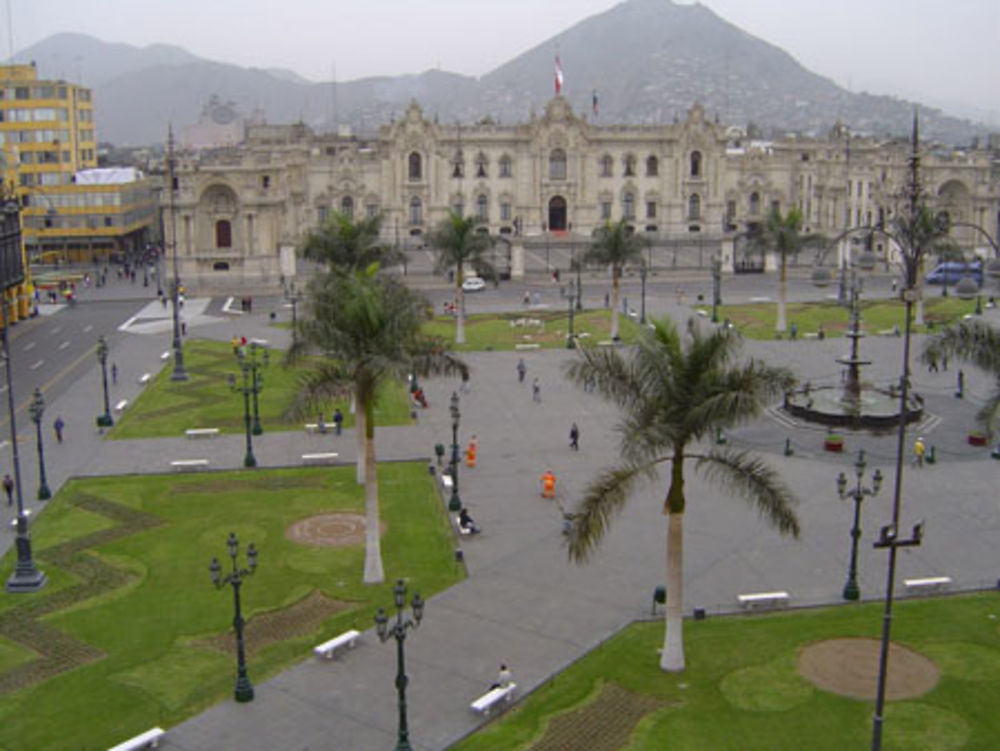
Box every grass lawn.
[699,297,980,341]
[424,309,641,351]
[111,339,413,439]
[453,593,1000,751]
[0,463,459,750]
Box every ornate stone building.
[170,97,1000,286]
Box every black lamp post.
[232,350,259,468]
[2,200,46,593]
[285,284,302,349]
[166,127,188,382]
[241,341,268,436]
[836,450,882,601]
[374,578,425,751]
[209,532,258,703]
[95,335,113,428]
[711,255,722,323]
[566,280,576,349]
[28,388,51,501]
[639,263,647,324]
[448,391,461,512]
[572,228,582,311]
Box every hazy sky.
[8,0,1000,121]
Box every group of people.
[316,409,344,436]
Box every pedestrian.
[516,358,527,384]
[914,436,926,467]
[540,469,557,499]
[111,362,118,385]
[604,291,610,308]
[181,319,187,336]
[3,473,13,506]
[318,413,327,435]
[928,357,939,373]
[942,353,948,371]
[532,378,541,403]
[956,369,965,398]
[460,369,470,393]
[569,422,580,451]
[333,407,343,436]
[53,416,65,443]
[891,278,898,295]
[490,664,514,690]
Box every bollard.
[784,437,794,456]
[652,586,666,614]
[715,427,727,445]
[926,445,937,464]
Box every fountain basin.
[784,386,923,431]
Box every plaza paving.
[1,275,998,750]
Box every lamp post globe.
[28,388,51,501]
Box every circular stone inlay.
[285,513,384,548]
[797,638,939,700]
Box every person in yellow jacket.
[914,436,926,467]
[540,469,557,499]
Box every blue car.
[925,262,982,285]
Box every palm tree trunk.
[355,401,366,485]
[660,510,685,671]
[611,267,621,341]
[456,263,466,344]
[362,397,384,584]
[776,252,788,333]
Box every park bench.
[114,399,129,412]
[160,351,170,361]
[738,591,789,609]
[301,452,338,464]
[185,428,220,439]
[802,332,819,340]
[470,683,517,716]
[313,629,360,659]
[514,343,540,350]
[108,726,165,751]
[170,459,209,471]
[904,576,952,594]
[304,423,324,434]
[440,473,454,490]
[8,509,31,530]
[137,373,152,385]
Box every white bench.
[304,423,323,434]
[313,629,360,659]
[108,726,165,751]
[301,452,338,464]
[8,509,31,529]
[514,343,540,350]
[904,576,952,594]
[170,459,209,471]
[738,591,790,609]
[138,373,152,385]
[440,473,454,490]
[185,428,220,439]
[160,351,170,361]
[114,399,129,412]
[470,683,516,716]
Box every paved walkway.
[3,282,999,750]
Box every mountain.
[9,2,989,146]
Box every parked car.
[462,276,487,292]
[925,261,982,286]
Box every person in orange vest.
[466,434,478,468]
[540,469,556,499]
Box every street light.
[239,341,268,436]
[639,263,647,324]
[28,388,51,501]
[95,335,113,428]
[209,532,258,703]
[448,391,461,512]
[572,227,582,311]
[566,280,576,349]
[374,578,425,751]
[711,255,722,323]
[285,284,302,349]
[166,126,188,382]
[231,347,261,468]
[836,450,882,600]
[2,199,46,593]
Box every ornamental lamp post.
[285,284,302,349]
[243,341,268,436]
[836,450,882,600]
[374,578,425,751]
[28,388,51,501]
[232,352,258,468]
[448,391,461,512]
[166,126,188,382]
[711,255,722,323]
[566,280,576,349]
[639,263,648,324]
[209,532,258,703]
[95,335,113,428]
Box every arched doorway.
[548,196,567,231]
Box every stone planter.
[968,432,988,447]
[824,435,845,453]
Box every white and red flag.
[554,54,564,96]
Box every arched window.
[688,194,701,220]
[215,219,232,248]
[477,194,488,221]
[624,154,636,177]
[476,153,488,178]
[340,196,354,218]
[409,197,422,226]
[452,150,464,178]
[408,152,422,181]
[646,155,659,177]
[690,151,702,178]
[600,154,613,177]
[499,155,512,178]
[549,148,567,180]
[623,192,635,220]
[749,191,761,215]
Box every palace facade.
[170,97,1000,286]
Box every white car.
[462,276,487,292]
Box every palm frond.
[283,363,352,420]
[922,320,1000,375]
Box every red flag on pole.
[554,55,564,96]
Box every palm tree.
[924,320,1000,436]
[582,218,646,341]
[429,211,496,344]
[299,210,401,271]
[290,268,465,584]
[745,207,825,334]
[564,318,800,671]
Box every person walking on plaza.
[569,422,580,451]
[318,413,327,435]
[516,358,527,383]
[532,378,541,403]
[914,436,926,467]
[540,469,557,499]
[53,416,65,443]
[111,362,118,385]
[332,408,343,436]
[3,473,13,506]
